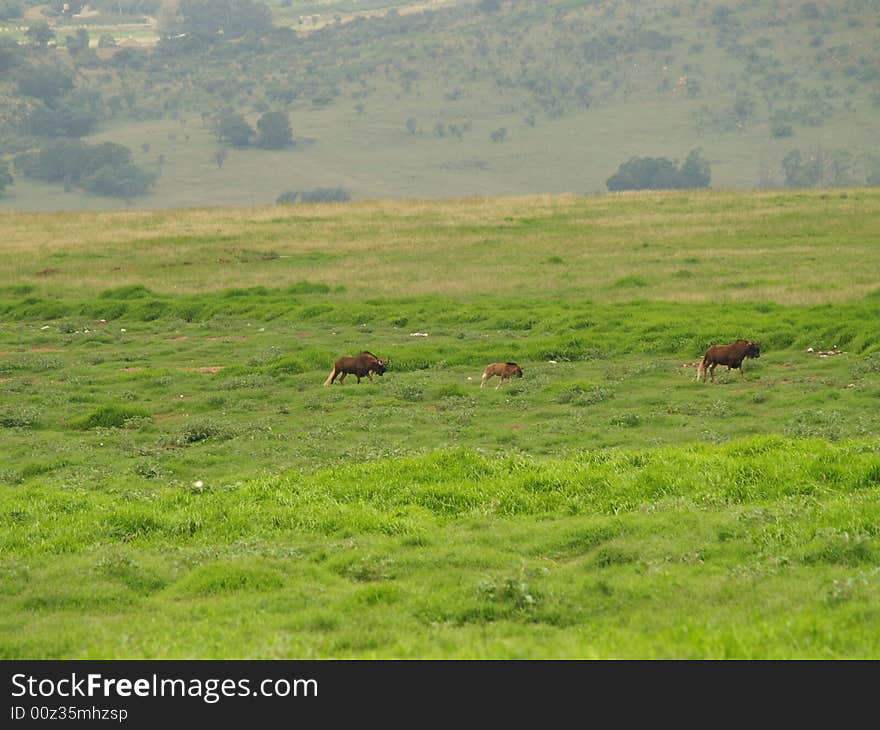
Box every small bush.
[339,556,395,583]
[435,383,468,398]
[592,546,636,568]
[853,352,880,377]
[397,385,424,402]
[612,275,648,288]
[549,381,613,406]
[72,404,150,429]
[174,419,236,445]
[0,406,41,429]
[477,575,536,610]
[610,413,641,428]
[98,285,157,300]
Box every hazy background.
[0,0,878,211]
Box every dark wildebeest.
[324,351,387,386]
[695,340,760,383]
[480,362,523,389]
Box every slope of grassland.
[1,188,879,658]
[1,0,879,210]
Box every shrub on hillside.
[0,159,12,196]
[276,187,351,204]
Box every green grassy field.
[1,188,879,658]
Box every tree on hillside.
[25,22,56,49]
[607,157,680,191]
[80,161,154,200]
[606,149,712,191]
[167,0,273,42]
[0,160,13,196]
[782,145,855,188]
[16,65,74,103]
[111,47,146,69]
[65,28,90,54]
[0,36,21,74]
[256,111,293,149]
[680,148,712,189]
[0,1,22,21]
[867,158,880,187]
[15,139,89,183]
[14,139,154,199]
[215,113,255,147]
[22,95,101,138]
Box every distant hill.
[1,0,878,211]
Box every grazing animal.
[695,340,760,383]
[324,351,387,386]
[481,362,524,389]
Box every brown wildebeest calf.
[480,362,523,389]
[695,340,760,383]
[324,351,387,385]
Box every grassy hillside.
[1,0,878,210]
[1,189,879,657]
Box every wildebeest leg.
[355,374,361,384]
[338,372,347,384]
[480,373,490,388]
[367,372,374,383]
[709,363,717,383]
[495,374,506,390]
[740,363,745,380]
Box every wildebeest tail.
[323,368,337,386]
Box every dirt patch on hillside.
[182,366,225,373]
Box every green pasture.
[1,189,879,657]
[3,438,880,658]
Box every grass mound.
[71,404,151,430]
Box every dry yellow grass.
[1,189,877,304]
